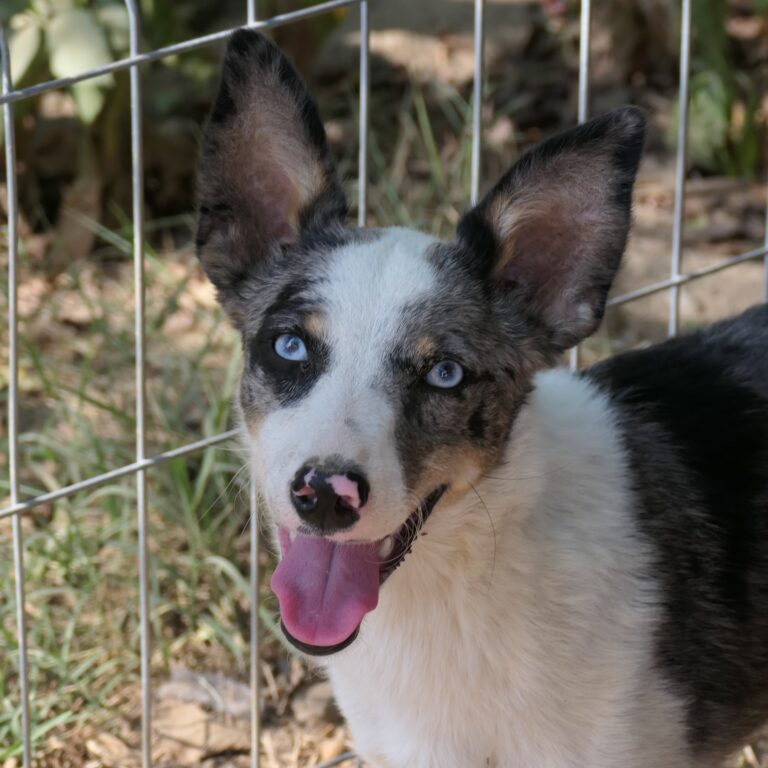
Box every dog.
[195,30,768,768]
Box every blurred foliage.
[4,0,348,126]
[550,0,767,179]
[685,0,768,178]
[1,0,349,274]
[7,0,130,124]
[2,0,218,248]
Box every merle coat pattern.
[196,30,768,768]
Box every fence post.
[569,0,592,371]
[470,0,484,206]
[249,475,261,768]
[122,2,152,765]
[669,0,692,336]
[1,26,32,768]
[358,0,369,226]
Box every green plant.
[7,0,130,125]
[0,207,264,757]
[685,0,768,178]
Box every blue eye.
[425,360,464,389]
[274,334,309,362]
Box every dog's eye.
[425,360,464,389]
[274,333,309,362]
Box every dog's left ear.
[456,107,645,352]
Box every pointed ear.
[196,31,347,324]
[456,107,645,352]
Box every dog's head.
[196,30,645,656]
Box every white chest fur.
[323,370,691,768]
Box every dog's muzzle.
[272,485,447,656]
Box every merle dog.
[195,30,768,768]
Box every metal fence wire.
[2,1,768,766]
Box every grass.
[362,79,483,236]
[0,203,261,759]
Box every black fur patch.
[454,210,498,279]
[468,405,487,440]
[208,76,236,124]
[588,304,768,757]
[246,278,329,407]
[249,324,330,408]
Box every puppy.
[196,30,768,768]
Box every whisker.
[239,507,252,538]
[199,461,250,523]
[468,478,497,593]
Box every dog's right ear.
[196,31,347,326]
[455,107,645,353]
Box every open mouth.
[272,485,447,657]
[377,486,446,583]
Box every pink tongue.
[271,530,381,648]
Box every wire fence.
[1,1,768,766]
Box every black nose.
[290,464,369,534]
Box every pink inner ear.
[239,162,302,250]
[494,194,610,341]
[498,202,582,299]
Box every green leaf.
[72,81,105,123]
[9,19,42,83]
[95,3,130,54]
[47,0,82,12]
[46,8,114,89]
[685,70,729,172]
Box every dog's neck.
[323,366,654,768]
